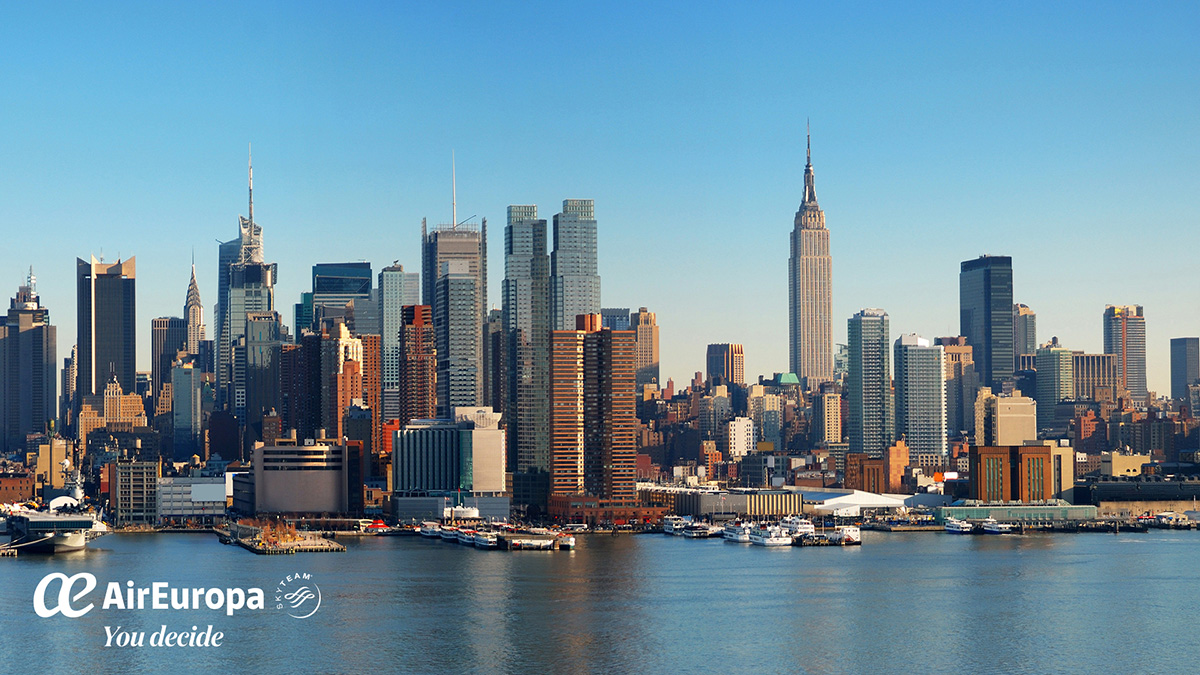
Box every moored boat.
[419,521,442,537]
[944,517,974,534]
[722,521,752,543]
[981,518,1015,535]
[473,531,499,549]
[662,515,691,535]
[749,524,792,547]
[780,515,816,537]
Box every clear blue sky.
[2,2,1197,392]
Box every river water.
[2,529,1196,674]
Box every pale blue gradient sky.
[1,2,1197,391]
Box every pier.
[221,522,346,554]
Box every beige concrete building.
[975,387,1037,446]
[1101,450,1148,477]
[788,132,833,385]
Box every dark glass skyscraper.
[76,256,136,398]
[1,273,56,452]
[848,309,893,456]
[1170,337,1199,401]
[959,255,1013,389]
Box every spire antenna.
[452,150,457,230]
[248,143,254,226]
[806,118,811,165]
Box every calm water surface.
[2,529,1197,674]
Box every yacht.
[749,524,792,547]
[981,518,1015,534]
[473,530,499,549]
[456,529,477,545]
[944,517,974,534]
[419,521,442,537]
[832,526,862,545]
[722,521,752,543]
[780,516,816,537]
[439,526,460,541]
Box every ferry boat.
[556,534,576,550]
[682,523,723,539]
[780,516,816,537]
[457,529,477,545]
[419,521,442,537]
[722,521,752,543]
[473,531,499,549]
[662,515,691,535]
[944,517,974,534]
[439,526,460,541]
[981,518,1015,535]
[749,524,792,547]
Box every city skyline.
[2,3,1198,391]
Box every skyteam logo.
[275,572,321,619]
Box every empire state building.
[788,131,833,385]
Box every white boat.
[722,521,752,543]
[780,516,816,536]
[662,515,691,535]
[419,521,441,537]
[981,518,1015,535]
[682,523,724,538]
[832,526,862,545]
[944,517,974,534]
[473,531,499,549]
[749,524,792,547]
[439,526,460,541]
[556,535,576,549]
[456,529,476,545]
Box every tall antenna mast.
[452,150,457,230]
[248,143,254,225]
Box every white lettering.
[103,582,125,610]
[152,582,168,609]
[104,625,120,646]
[34,572,96,618]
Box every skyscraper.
[549,314,636,503]
[936,336,979,440]
[848,309,894,457]
[76,256,136,399]
[422,217,487,403]
[435,261,480,417]
[788,130,833,386]
[706,343,745,387]
[631,307,660,388]
[1170,337,1199,401]
[960,255,1013,389]
[241,311,283,453]
[150,317,188,413]
[398,305,436,426]
[0,272,56,452]
[551,199,601,331]
[1103,305,1147,397]
[1035,338,1074,431]
[894,334,946,456]
[378,264,420,422]
[185,265,205,355]
[502,205,551,474]
[216,151,276,412]
[1013,303,1036,365]
[304,262,373,333]
[601,308,631,331]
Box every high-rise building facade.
[936,336,979,439]
[1104,305,1147,397]
[185,265,205,355]
[398,305,436,426]
[216,155,275,412]
[435,261,480,417]
[150,317,188,413]
[706,343,745,387]
[378,264,420,422]
[1170,337,1200,402]
[1013,303,1036,366]
[788,132,833,386]
[631,307,660,388]
[502,205,551,474]
[1072,352,1119,401]
[422,218,487,404]
[0,275,56,452]
[304,262,373,333]
[171,359,203,461]
[1035,339,1074,431]
[549,314,635,503]
[894,334,946,456]
[848,309,894,457]
[76,256,136,399]
[960,255,1013,389]
[601,308,631,331]
[550,200,601,331]
[241,311,283,452]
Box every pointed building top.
[186,264,202,310]
[806,118,811,166]
[248,143,254,226]
[802,125,818,207]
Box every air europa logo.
[33,572,266,618]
